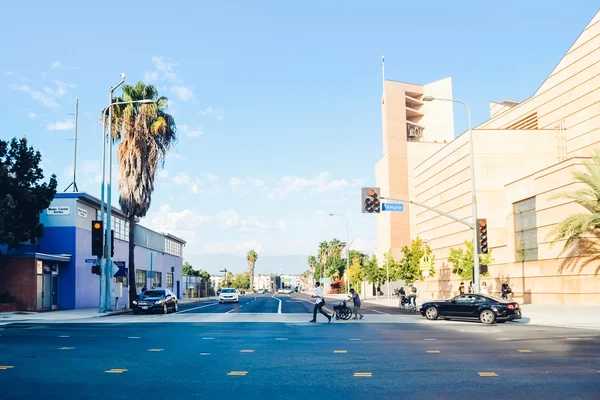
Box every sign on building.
[77,207,88,218]
[47,206,70,215]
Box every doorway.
[37,262,59,310]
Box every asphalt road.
[177,293,409,316]
[1,318,598,399]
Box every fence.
[182,276,214,298]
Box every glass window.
[166,272,173,289]
[515,197,538,262]
[136,270,147,288]
[116,268,128,287]
[153,271,162,288]
[165,238,182,257]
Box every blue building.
[0,192,185,311]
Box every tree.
[0,137,57,253]
[328,238,342,259]
[182,261,194,276]
[110,82,177,307]
[325,257,345,280]
[313,263,324,281]
[396,238,436,283]
[348,250,367,268]
[232,272,250,290]
[547,150,600,253]
[222,272,234,287]
[447,240,493,281]
[318,241,329,265]
[364,254,385,287]
[307,255,317,274]
[346,257,365,292]
[246,250,258,291]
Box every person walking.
[348,288,363,320]
[309,282,331,323]
[481,282,489,295]
[459,282,465,295]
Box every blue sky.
[1,1,598,274]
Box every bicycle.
[333,300,353,320]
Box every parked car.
[420,294,522,324]
[219,288,239,303]
[257,289,265,294]
[133,289,178,314]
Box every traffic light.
[91,265,100,275]
[361,187,381,213]
[477,218,488,254]
[91,220,103,257]
[110,229,115,257]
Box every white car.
[219,288,239,303]
[257,289,265,294]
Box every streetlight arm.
[381,196,473,229]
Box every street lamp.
[98,76,154,312]
[329,213,350,293]
[422,95,480,293]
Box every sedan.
[219,288,239,303]
[133,289,178,314]
[420,294,522,324]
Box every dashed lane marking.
[228,371,248,376]
[424,338,437,341]
[478,372,498,377]
[367,309,389,315]
[199,353,210,356]
[333,350,347,353]
[58,335,70,338]
[59,347,75,350]
[105,369,128,374]
[517,350,532,353]
[240,350,255,353]
[275,338,288,341]
[349,338,362,341]
[226,309,235,314]
[496,338,510,341]
[0,366,14,370]
[128,337,141,339]
[565,337,580,340]
[426,350,440,353]
[176,302,219,314]
[147,349,164,352]
[202,337,215,340]
[353,372,372,377]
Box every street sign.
[382,203,404,212]
[85,258,100,265]
[419,253,433,271]
[320,278,333,284]
[113,261,126,277]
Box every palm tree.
[329,238,342,259]
[318,241,329,265]
[109,82,177,307]
[548,150,600,256]
[246,250,258,292]
[307,255,317,273]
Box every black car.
[133,289,178,314]
[419,294,522,324]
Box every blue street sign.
[382,203,404,212]
[85,258,100,265]
[113,261,126,277]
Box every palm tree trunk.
[127,215,137,308]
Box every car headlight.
[133,300,138,305]
[154,300,164,305]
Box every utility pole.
[63,99,79,192]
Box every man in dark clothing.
[309,282,331,323]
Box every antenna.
[381,55,385,95]
[64,99,79,192]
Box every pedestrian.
[459,282,465,295]
[309,282,331,323]
[407,283,417,306]
[481,282,489,295]
[348,288,363,320]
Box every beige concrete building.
[375,11,600,305]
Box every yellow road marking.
[105,369,128,374]
[334,350,348,353]
[478,372,498,377]
[426,350,440,353]
[59,347,75,350]
[240,350,255,353]
[147,349,164,352]
[517,350,532,353]
[353,372,372,377]
[228,371,248,376]
[0,366,14,370]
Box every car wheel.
[173,302,178,312]
[163,304,168,314]
[425,306,439,320]
[479,309,496,324]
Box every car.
[277,288,285,294]
[419,294,522,324]
[257,289,265,294]
[132,289,178,314]
[219,288,239,303]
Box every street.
[1,294,598,399]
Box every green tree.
[348,250,367,268]
[547,150,600,253]
[313,263,324,281]
[110,82,177,307]
[328,238,342,259]
[182,261,194,276]
[307,255,317,274]
[232,272,251,289]
[364,254,385,286]
[447,240,493,281]
[396,238,436,283]
[318,241,329,265]
[346,257,365,292]
[246,250,258,291]
[0,137,57,253]
[325,257,345,280]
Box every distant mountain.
[189,254,308,275]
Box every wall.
[38,226,77,309]
[0,258,36,311]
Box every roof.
[164,233,186,245]
[55,192,128,219]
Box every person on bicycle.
[399,286,407,306]
[348,288,363,320]
[407,283,417,306]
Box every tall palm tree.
[329,238,342,259]
[318,241,329,265]
[246,250,258,291]
[110,82,177,307]
[307,255,317,273]
[548,150,600,254]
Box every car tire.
[163,304,168,314]
[173,302,178,312]
[425,306,439,320]
[479,309,496,324]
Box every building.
[0,192,185,311]
[376,11,600,305]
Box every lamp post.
[98,78,154,312]
[329,213,350,293]
[422,96,480,293]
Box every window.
[165,238,182,257]
[515,197,538,262]
[166,272,173,289]
[153,271,162,288]
[116,268,128,287]
[95,210,129,241]
[136,270,147,288]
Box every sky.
[1,1,598,274]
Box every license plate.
[142,306,148,310]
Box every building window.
[515,197,538,262]
[166,272,173,289]
[116,268,128,287]
[136,270,147,288]
[165,238,181,257]
[95,210,129,241]
[153,271,162,288]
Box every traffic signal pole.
[381,197,473,229]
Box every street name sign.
[85,258,100,265]
[382,203,404,212]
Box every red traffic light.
[93,222,101,230]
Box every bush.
[329,278,346,294]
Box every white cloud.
[278,219,287,231]
[6,71,28,81]
[47,119,75,131]
[144,71,158,82]
[157,169,170,179]
[172,172,190,185]
[268,172,348,200]
[351,238,378,255]
[199,107,225,120]
[147,56,179,83]
[8,84,59,108]
[179,124,203,137]
[63,160,102,185]
[202,173,218,182]
[50,60,61,69]
[172,85,194,101]
[229,176,264,187]
[27,111,38,119]
[190,178,203,193]
[200,240,265,256]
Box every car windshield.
[141,290,165,298]
[221,289,236,293]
